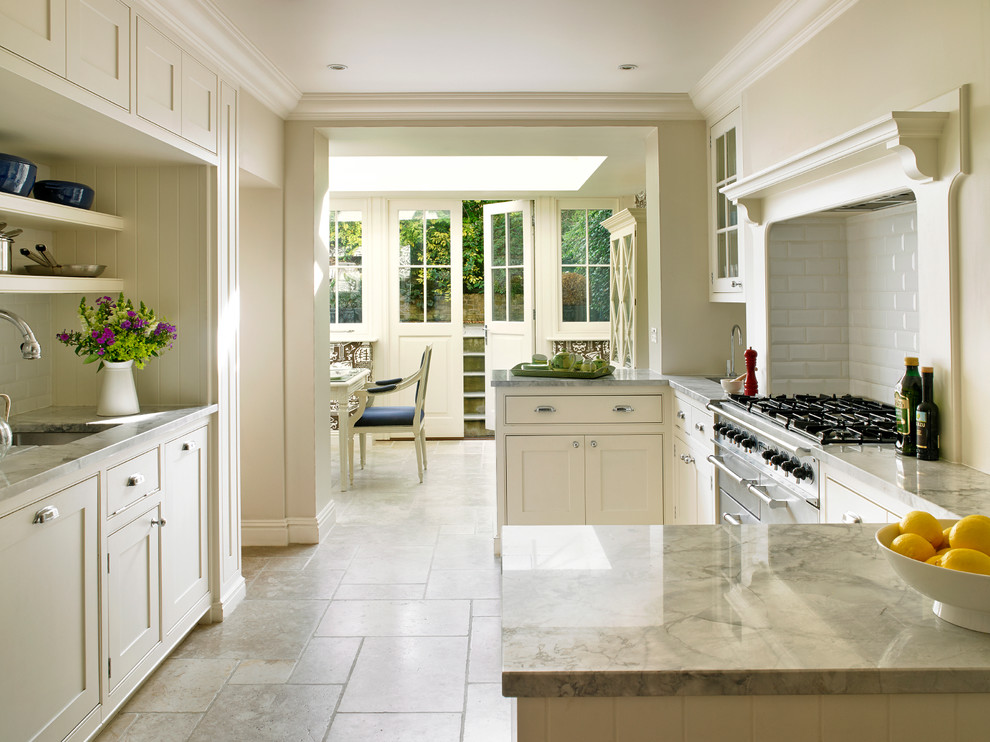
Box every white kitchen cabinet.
[505,432,663,526]
[136,15,181,134]
[0,0,67,75]
[66,0,130,109]
[162,425,210,635]
[106,496,163,697]
[496,384,666,547]
[180,51,218,152]
[824,476,900,524]
[709,109,744,302]
[602,208,649,368]
[0,476,100,742]
[670,392,716,524]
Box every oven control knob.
[793,465,814,482]
[762,449,777,462]
[742,437,757,450]
[770,454,787,467]
[780,459,797,473]
[732,432,747,444]
[714,423,729,436]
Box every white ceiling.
[210,0,782,96]
[210,0,783,196]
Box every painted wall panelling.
[66,0,130,109]
[0,0,67,75]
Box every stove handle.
[747,483,788,509]
[706,455,756,487]
[722,512,744,526]
[706,403,813,458]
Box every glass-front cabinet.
[710,110,744,301]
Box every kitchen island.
[502,523,990,742]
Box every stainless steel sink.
[11,430,100,446]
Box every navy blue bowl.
[0,153,37,197]
[33,180,95,210]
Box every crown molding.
[140,0,300,117]
[288,92,702,122]
[690,0,859,122]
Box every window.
[560,207,613,323]
[398,209,452,322]
[329,209,363,324]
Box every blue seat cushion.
[354,405,424,428]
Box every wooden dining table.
[330,366,370,491]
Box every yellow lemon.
[948,515,990,556]
[936,547,951,556]
[941,548,990,576]
[899,510,944,548]
[890,533,937,562]
[941,526,954,549]
[926,554,944,566]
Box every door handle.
[612,405,634,413]
[706,455,756,486]
[722,512,743,526]
[534,406,556,413]
[747,483,787,509]
[126,473,146,487]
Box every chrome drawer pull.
[534,406,556,413]
[572,441,579,448]
[694,422,705,433]
[676,410,686,419]
[613,405,634,413]
[722,512,743,526]
[683,455,695,465]
[842,511,863,524]
[747,483,787,509]
[126,473,146,487]
[151,518,167,527]
[181,441,199,451]
[33,505,59,524]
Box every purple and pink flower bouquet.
[56,294,177,369]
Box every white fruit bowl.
[876,520,990,632]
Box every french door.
[388,200,464,438]
[483,200,535,429]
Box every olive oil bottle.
[915,366,939,461]
[894,357,922,457]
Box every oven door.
[709,444,763,525]
[750,476,820,524]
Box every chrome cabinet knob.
[590,440,598,448]
[126,473,146,487]
[151,518,167,527]
[181,441,199,451]
[572,441,579,448]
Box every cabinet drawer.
[107,447,160,516]
[504,394,662,425]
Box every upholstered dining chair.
[346,344,433,485]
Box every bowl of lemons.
[876,511,990,632]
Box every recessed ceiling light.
[618,64,638,71]
[327,63,348,71]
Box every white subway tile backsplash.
[769,205,918,400]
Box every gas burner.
[722,394,897,445]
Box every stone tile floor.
[96,438,510,741]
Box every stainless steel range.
[707,394,897,525]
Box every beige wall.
[239,90,285,188]
[737,0,990,472]
[239,186,286,525]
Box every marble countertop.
[491,369,726,403]
[822,445,990,519]
[0,404,216,509]
[501,523,990,698]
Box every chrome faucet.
[0,309,41,359]
[727,324,742,377]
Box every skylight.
[328,155,607,192]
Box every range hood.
[824,190,916,213]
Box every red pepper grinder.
[744,347,759,396]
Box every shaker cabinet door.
[0,477,99,742]
[586,434,663,525]
[107,500,162,693]
[0,0,66,74]
[180,52,218,152]
[66,0,130,109]
[136,16,181,134]
[162,426,210,635]
[505,435,585,525]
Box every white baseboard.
[242,500,337,546]
[210,574,246,622]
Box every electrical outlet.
[650,327,658,343]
